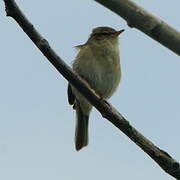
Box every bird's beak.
[116,29,125,36]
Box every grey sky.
[0,0,180,179]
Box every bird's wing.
[67,83,75,105]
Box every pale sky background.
[0,0,180,180]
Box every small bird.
[68,26,124,151]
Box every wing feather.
[67,84,75,105]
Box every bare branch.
[94,0,180,55]
[3,0,180,179]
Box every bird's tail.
[75,101,89,151]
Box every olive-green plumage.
[68,27,124,151]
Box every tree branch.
[94,0,180,55]
[3,0,180,179]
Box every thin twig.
[94,0,180,55]
[3,0,180,179]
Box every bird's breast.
[73,45,121,99]
[79,55,121,99]
[94,56,121,98]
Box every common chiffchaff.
[68,26,124,151]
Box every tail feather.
[75,102,89,151]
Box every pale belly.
[75,57,121,99]
[92,64,121,99]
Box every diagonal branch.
[3,0,180,179]
[94,0,180,55]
